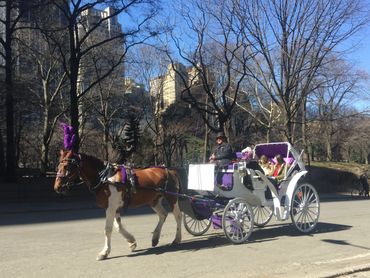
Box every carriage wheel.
[183,213,212,236]
[222,198,254,244]
[253,205,273,227]
[290,183,320,233]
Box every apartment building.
[77,6,125,94]
[150,63,189,112]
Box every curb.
[320,263,370,278]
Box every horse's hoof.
[96,254,108,261]
[129,242,137,252]
[171,240,180,246]
[152,239,159,247]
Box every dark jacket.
[213,142,234,167]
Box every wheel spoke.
[291,183,320,233]
[222,199,254,244]
[183,213,211,236]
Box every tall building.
[0,1,67,77]
[150,63,188,112]
[124,77,145,94]
[77,6,125,94]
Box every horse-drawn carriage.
[179,142,320,244]
[54,131,319,259]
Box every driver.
[209,132,234,188]
[209,132,234,167]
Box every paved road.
[1,195,370,278]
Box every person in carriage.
[209,132,234,167]
[265,154,288,190]
[209,132,234,187]
[258,154,273,176]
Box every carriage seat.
[216,163,236,191]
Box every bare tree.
[126,44,170,164]
[49,0,160,152]
[0,0,47,180]
[168,0,253,139]
[309,58,366,161]
[234,0,368,143]
[232,78,283,142]
[346,117,370,164]
[17,19,69,175]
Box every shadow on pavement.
[109,234,231,259]
[322,239,370,251]
[105,222,351,259]
[0,200,155,226]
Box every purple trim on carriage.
[211,215,222,229]
[236,151,253,161]
[222,173,233,190]
[255,143,294,163]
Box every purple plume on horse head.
[60,122,75,150]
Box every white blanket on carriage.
[188,164,215,191]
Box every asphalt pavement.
[1,192,370,278]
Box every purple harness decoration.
[60,123,75,150]
[120,165,127,184]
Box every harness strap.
[163,167,169,191]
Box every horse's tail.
[168,167,187,194]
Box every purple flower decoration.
[60,123,75,150]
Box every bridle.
[56,153,108,193]
[56,155,83,192]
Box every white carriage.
[180,142,320,244]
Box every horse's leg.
[113,210,137,252]
[171,200,182,245]
[97,186,121,261]
[151,197,168,247]
[96,205,116,261]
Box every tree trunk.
[0,128,5,180]
[68,20,80,153]
[325,123,333,161]
[4,1,16,181]
[103,124,109,161]
[40,109,50,176]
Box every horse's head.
[54,149,80,194]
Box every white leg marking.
[151,198,168,247]
[114,211,137,252]
[96,185,121,261]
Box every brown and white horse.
[54,150,182,260]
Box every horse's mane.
[80,153,105,169]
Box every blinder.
[56,156,81,191]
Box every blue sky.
[345,26,370,75]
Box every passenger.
[271,154,287,183]
[241,146,253,161]
[258,154,273,176]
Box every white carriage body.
[185,142,320,243]
[187,142,310,219]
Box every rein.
[57,156,84,191]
